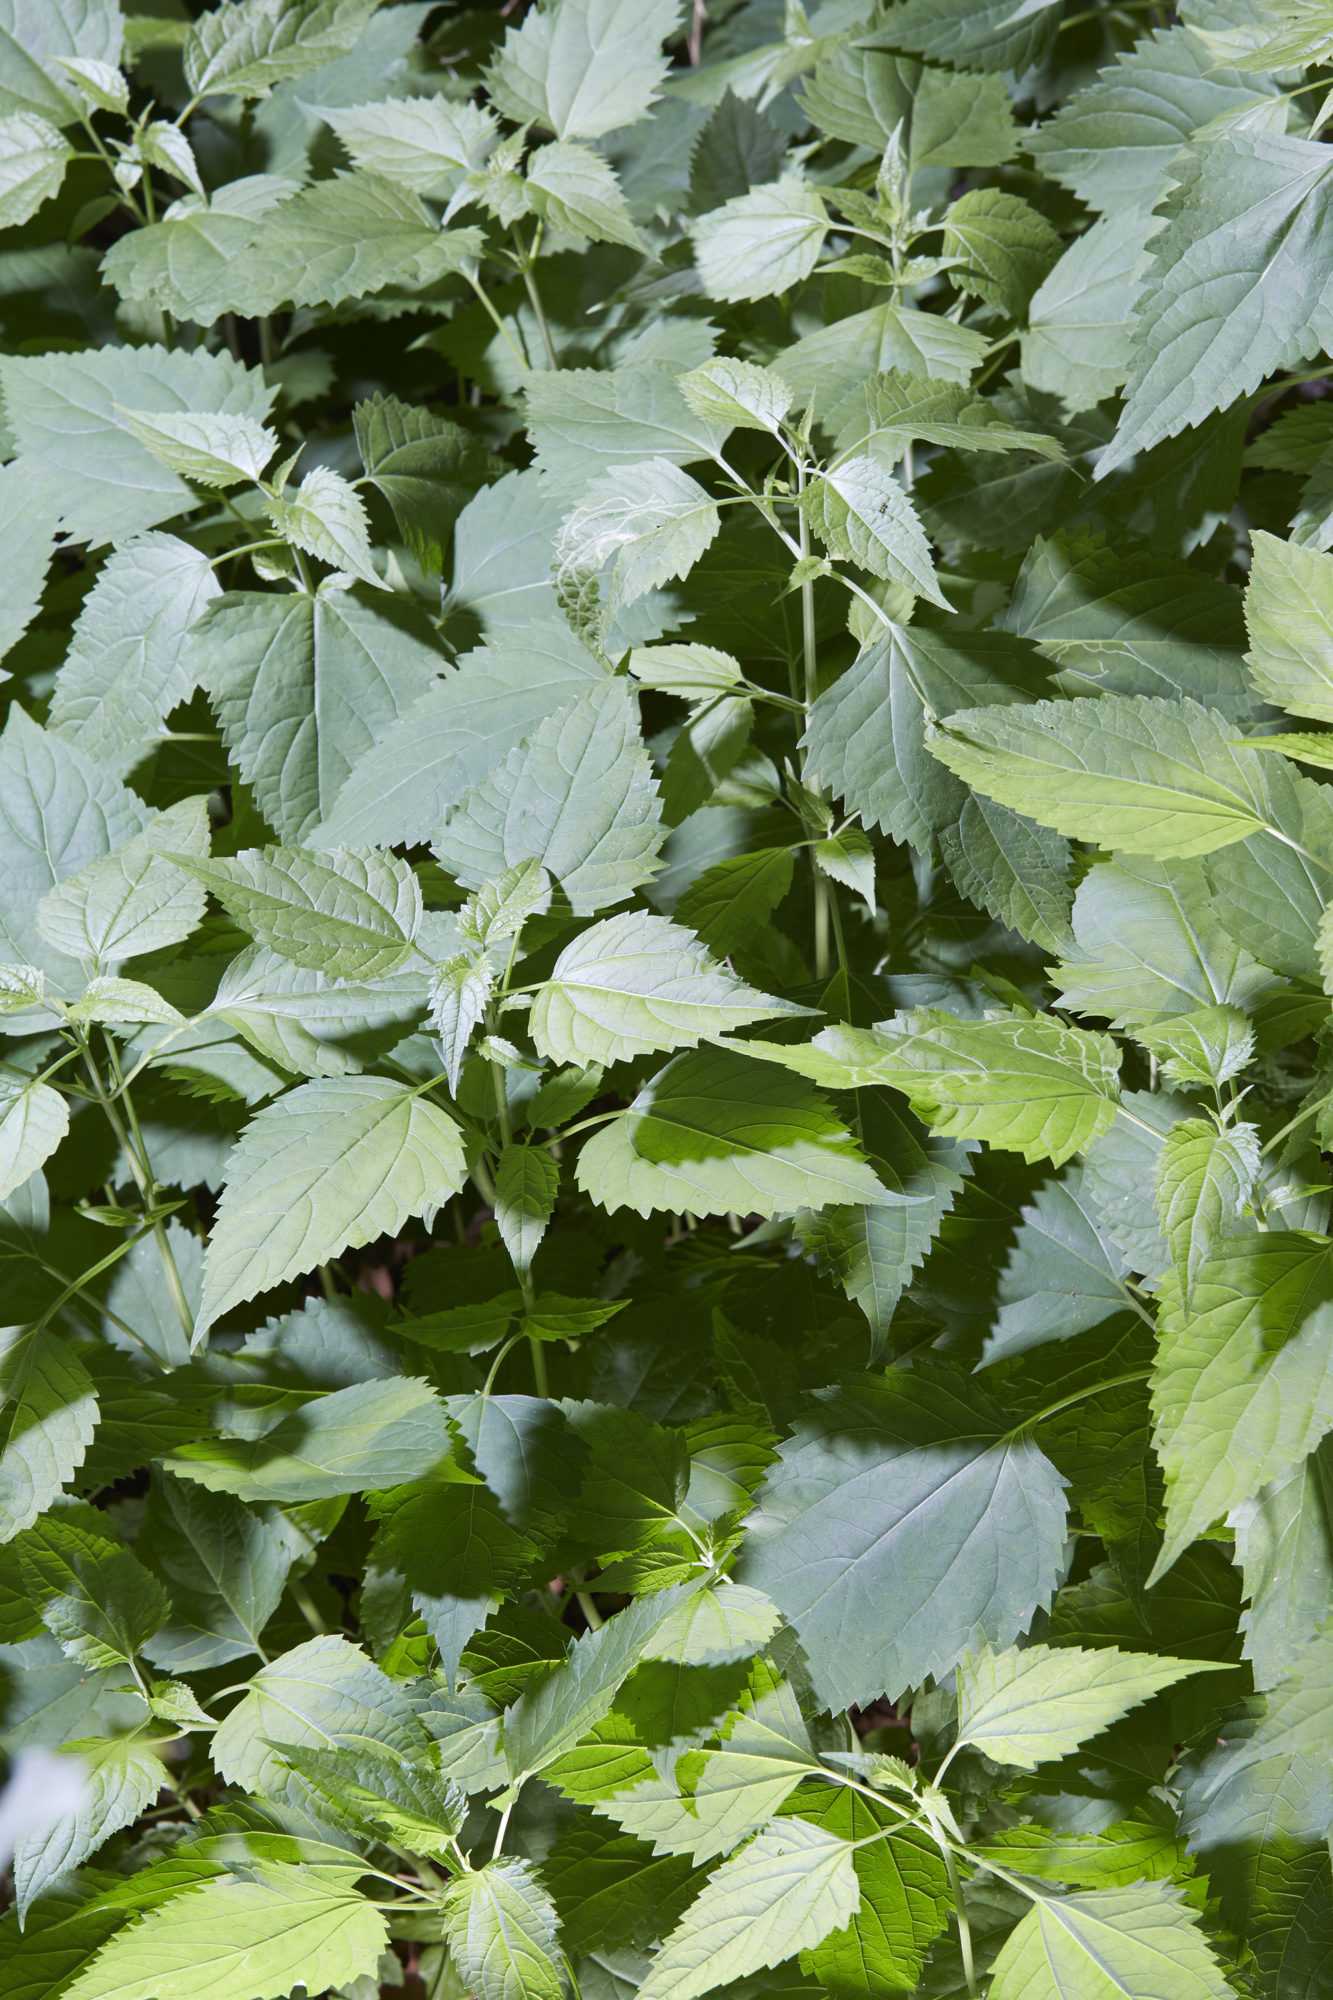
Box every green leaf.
[673,848,794,957]
[265,467,380,589]
[1028,24,1269,213]
[1244,528,1333,725]
[981,1165,1133,1366]
[113,408,278,490]
[504,1581,709,1780]
[38,796,211,968]
[577,1044,890,1220]
[802,1008,1121,1170]
[988,1882,1235,2000]
[494,1146,559,1280]
[196,1077,467,1336]
[1004,531,1252,717]
[430,950,494,1093]
[941,188,1061,321]
[0,341,274,545]
[433,681,665,916]
[1154,1117,1260,1304]
[781,303,990,419]
[1102,130,1333,473]
[955,1639,1220,1771]
[805,456,948,607]
[0,111,70,225]
[62,1860,388,2000]
[522,362,732,488]
[0,1076,68,1204]
[353,391,503,576]
[179,844,421,978]
[137,1470,301,1671]
[13,1736,165,1920]
[17,1515,169,1668]
[557,458,721,617]
[190,585,444,844]
[211,1631,426,1802]
[164,1375,449,1502]
[526,139,643,250]
[1232,1437,1333,1691]
[46,533,221,778]
[1151,1233,1333,1583]
[486,0,683,142]
[871,0,1062,75]
[324,95,498,196]
[692,175,828,304]
[0,1326,98,1539]
[440,1857,566,2000]
[1053,856,1273,1028]
[831,371,1063,469]
[184,0,380,101]
[679,359,791,436]
[738,1367,1068,1708]
[531,909,801,1066]
[931,695,1276,858]
[1021,209,1152,414]
[638,1815,861,2000]
[804,620,1041,854]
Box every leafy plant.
[2,0,1333,1995]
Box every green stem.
[1008,1367,1153,1438]
[464,266,533,372]
[795,458,832,982]
[1261,1088,1333,1158]
[288,1577,329,1636]
[575,1589,603,1631]
[101,1037,196,1349]
[513,229,558,369]
[943,1844,978,1999]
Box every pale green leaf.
[931,695,1276,858]
[486,0,683,142]
[1151,1233,1333,1583]
[638,1816,861,2000]
[0,1325,98,1540]
[46,533,222,777]
[0,341,274,545]
[178,845,421,979]
[184,0,381,101]
[190,585,445,843]
[1136,1006,1255,1088]
[164,1376,450,1502]
[678,358,791,435]
[629,642,743,698]
[522,362,732,488]
[0,1077,68,1203]
[37,797,211,968]
[440,1857,566,2000]
[556,457,720,614]
[988,1882,1235,2000]
[17,1515,169,1669]
[433,680,665,917]
[322,94,498,195]
[430,951,494,1093]
[62,1862,388,2000]
[1102,130,1333,473]
[197,1076,467,1336]
[870,0,1062,75]
[1232,1438,1333,1692]
[737,1367,1068,1708]
[577,1044,889,1221]
[531,909,801,1066]
[211,1633,426,1806]
[1155,1120,1262,1307]
[1022,208,1155,414]
[114,407,278,489]
[266,466,381,589]
[525,140,643,250]
[955,1640,1220,1771]
[138,1470,302,1672]
[692,175,828,304]
[805,454,948,607]
[494,1145,559,1280]
[1244,529,1333,725]
[13,1737,163,1918]
[67,976,185,1029]
[0,112,70,225]
[941,188,1061,320]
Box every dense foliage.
[8,0,1333,1994]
